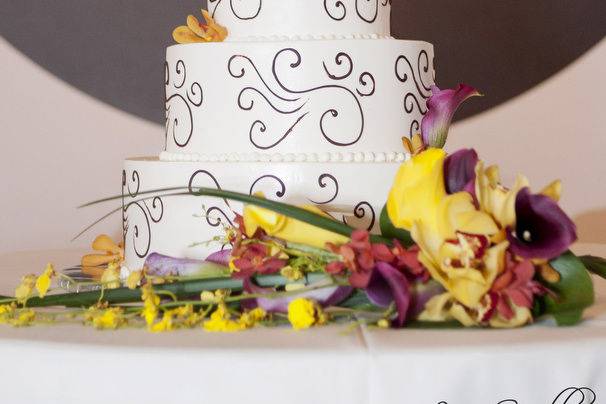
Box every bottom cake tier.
[122,157,401,270]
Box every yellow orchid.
[243,197,349,249]
[81,235,124,279]
[87,307,125,330]
[14,275,36,304]
[100,263,121,290]
[35,264,55,298]
[419,291,532,328]
[203,303,245,332]
[287,298,327,330]
[173,10,228,44]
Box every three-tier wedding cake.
[122,0,435,271]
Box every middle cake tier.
[163,39,435,160]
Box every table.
[0,246,604,404]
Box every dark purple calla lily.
[444,148,479,195]
[365,262,411,327]
[507,187,577,260]
[144,253,230,277]
[421,84,481,148]
[243,277,353,313]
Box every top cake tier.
[208,0,392,41]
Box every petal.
[507,188,577,260]
[206,249,232,267]
[372,262,411,327]
[443,148,479,195]
[421,84,481,148]
[172,26,207,44]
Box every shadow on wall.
[575,210,606,244]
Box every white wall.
[0,37,604,253]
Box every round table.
[0,245,604,404]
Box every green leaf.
[579,255,606,279]
[24,273,329,309]
[542,251,595,326]
[379,205,414,246]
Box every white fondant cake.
[122,0,435,270]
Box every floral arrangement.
[1,84,604,332]
[172,9,228,44]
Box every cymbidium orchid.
[420,84,481,149]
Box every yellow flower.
[14,274,36,304]
[126,270,143,290]
[287,298,324,330]
[419,292,532,328]
[0,304,15,324]
[243,196,348,249]
[81,234,124,279]
[239,308,266,328]
[203,304,245,332]
[387,148,448,232]
[141,284,160,327]
[35,263,55,298]
[150,311,174,333]
[173,10,228,44]
[100,263,121,289]
[10,309,35,327]
[88,307,125,330]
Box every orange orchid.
[173,10,228,44]
[81,235,124,278]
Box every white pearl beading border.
[159,151,408,164]
[225,33,394,42]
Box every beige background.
[0,36,604,254]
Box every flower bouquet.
[1,85,604,332]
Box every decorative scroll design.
[437,387,597,404]
[165,60,204,148]
[209,0,263,20]
[324,0,390,23]
[249,175,286,198]
[322,52,375,97]
[228,48,365,150]
[188,170,234,228]
[394,49,435,137]
[342,201,376,231]
[308,174,339,205]
[122,170,164,259]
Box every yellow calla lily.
[387,148,447,233]
[243,202,349,250]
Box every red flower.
[231,243,287,279]
[483,254,547,321]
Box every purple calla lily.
[144,253,230,277]
[365,262,411,327]
[206,249,232,267]
[444,148,479,195]
[243,278,353,313]
[507,187,577,260]
[421,84,481,148]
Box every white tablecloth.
[0,246,604,404]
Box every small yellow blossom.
[35,263,55,298]
[141,283,160,327]
[0,304,15,324]
[10,309,35,327]
[150,311,174,333]
[239,308,266,328]
[101,263,121,289]
[377,319,390,329]
[126,270,143,290]
[14,275,36,304]
[200,291,216,303]
[281,266,304,281]
[203,304,245,332]
[288,298,324,330]
[88,307,125,330]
